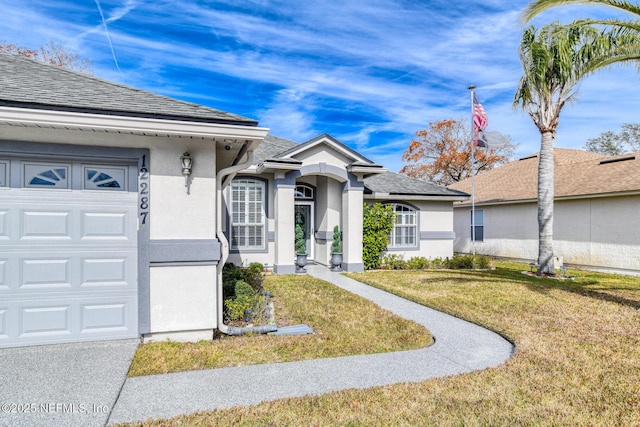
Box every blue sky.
[3,0,638,172]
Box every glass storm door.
[294,203,314,260]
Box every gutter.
[215,143,277,336]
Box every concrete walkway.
[108,266,514,425]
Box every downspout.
[216,144,277,336]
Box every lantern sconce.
[181,151,193,193]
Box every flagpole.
[468,85,476,258]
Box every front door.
[294,203,314,260]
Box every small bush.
[224,280,263,322]
[222,262,265,300]
[442,254,492,270]
[244,262,265,294]
[222,263,243,300]
[381,253,407,270]
[406,256,430,270]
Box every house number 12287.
[139,154,149,225]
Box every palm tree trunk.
[537,131,555,274]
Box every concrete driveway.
[0,339,138,427]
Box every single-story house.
[0,53,466,348]
[448,148,640,274]
[225,133,469,273]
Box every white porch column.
[274,181,296,274]
[342,185,364,272]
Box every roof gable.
[275,133,375,164]
[0,53,257,125]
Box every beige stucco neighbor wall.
[453,195,640,272]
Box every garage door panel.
[82,211,129,239]
[81,257,131,287]
[0,259,7,290]
[21,210,71,238]
[0,251,136,293]
[0,210,7,238]
[81,302,129,332]
[0,308,7,339]
[1,295,137,346]
[20,305,71,337]
[21,259,72,289]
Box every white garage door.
[0,159,138,348]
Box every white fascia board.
[0,106,269,141]
[348,166,388,174]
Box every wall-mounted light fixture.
[181,152,193,191]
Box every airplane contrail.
[94,0,124,82]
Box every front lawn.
[129,274,430,376]
[123,262,640,426]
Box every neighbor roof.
[449,148,640,205]
[255,134,469,198]
[0,53,257,125]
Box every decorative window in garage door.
[24,163,70,188]
[83,166,126,190]
[0,161,7,187]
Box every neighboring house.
[449,148,640,273]
[225,134,469,273]
[0,53,466,348]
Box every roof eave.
[0,106,269,141]
[365,192,470,202]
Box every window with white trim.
[471,209,484,242]
[230,178,266,250]
[388,203,417,248]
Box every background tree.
[585,123,640,154]
[0,40,92,74]
[400,119,515,186]
[513,22,639,275]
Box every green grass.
[128,274,430,377]
[121,263,640,426]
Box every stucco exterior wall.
[453,195,640,272]
[384,200,456,261]
[294,144,352,168]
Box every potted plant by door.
[330,225,343,271]
[295,224,307,273]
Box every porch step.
[269,324,314,336]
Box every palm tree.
[513,22,639,274]
[523,0,640,27]
[522,1,640,68]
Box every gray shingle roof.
[364,172,469,197]
[0,53,257,125]
[254,134,299,163]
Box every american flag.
[472,93,488,131]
